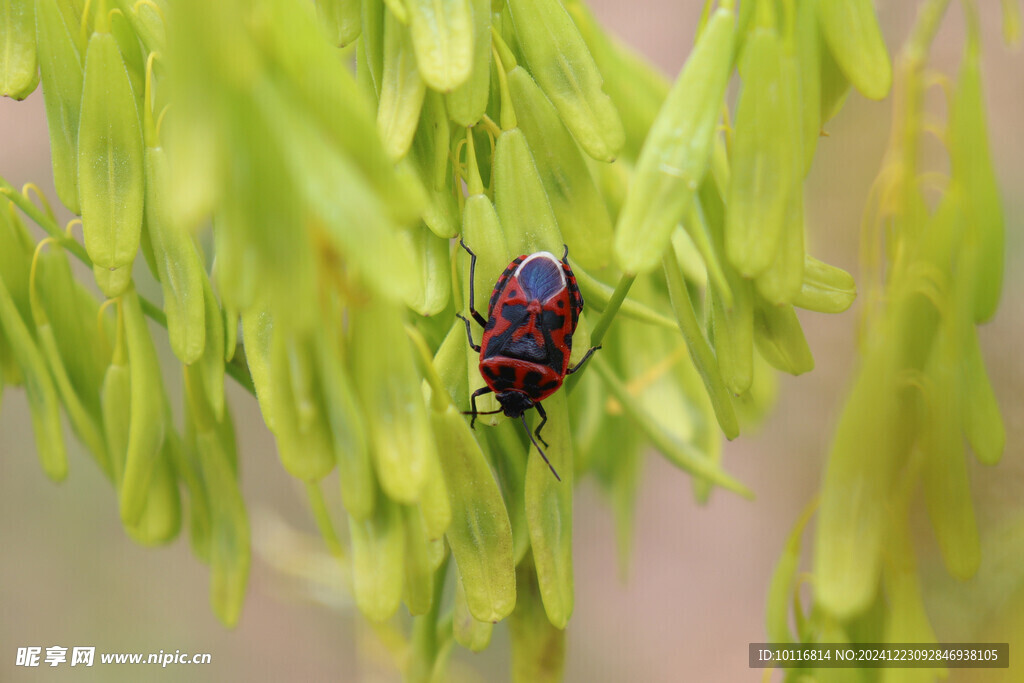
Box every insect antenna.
[521,414,561,482]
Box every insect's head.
[495,390,534,418]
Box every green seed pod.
[249,0,424,227]
[318,320,374,520]
[378,9,426,160]
[119,288,168,526]
[445,0,490,126]
[726,16,797,279]
[408,100,459,239]
[34,0,83,214]
[484,419,530,565]
[663,244,739,439]
[266,331,335,481]
[508,65,613,270]
[111,0,165,55]
[755,183,806,306]
[0,0,39,99]
[240,301,276,432]
[921,323,979,581]
[493,128,564,256]
[817,0,892,101]
[432,319,469,411]
[699,172,754,396]
[29,247,108,475]
[402,504,436,616]
[454,569,493,651]
[189,395,249,628]
[753,298,814,376]
[102,306,131,484]
[168,420,212,562]
[350,491,406,622]
[459,130,507,421]
[195,271,226,421]
[510,559,565,683]
[109,9,144,114]
[361,0,384,96]
[612,7,734,276]
[124,445,181,547]
[950,31,1004,324]
[406,0,473,92]
[0,272,66,480]
[813,350,906,618]
[351,302,435,503]
[433,404,516,622]
[525,389,573,628]
[792,254,857,314]
[795,0,821,175]
[145,145,206,365]
[507,0,623,161]
[817,22,850,124]
[79,28,145,297]
[564,0,669,163]
[315,0,361,47]
[961,328,1004,466]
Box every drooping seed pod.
[817,0,892,101]
[446,0,491,126]
[508,65,613,270]
[78,23,145,297]
[663,244,739,439]
[34,0,84,214]
[792,255,857,314]
[613,6,734,276]
[524,389,574,628]
[377,9,426,160]
[510,559,565,682]
[0,271,66,480]
[454,570,494,651]
[752,297,814,376]
[315,0,361,47]
[350,489,406,622]
[406,0,473,92]
[185,375,250,627]
[119,287,168,526]
[950,20,1004,324]
[351,301,435,504]
[144,143,206,365]
[726,10,797,279]
[506,0,623,162]
[0,0,39,100]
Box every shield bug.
[458,239,600,480]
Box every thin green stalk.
[565,272,634,393]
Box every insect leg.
[533,402,550,448]
[456,313,482,352]
[566,345,602,374]
[466,386,494,429]
[459,239,489,328]
[521,413,560,482]
[560,243,569,262]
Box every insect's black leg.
[459,239,489,328]
[566,345,602,374]
[456,313,482,352]
[533,402,549,448]
[561,243,569,262]
[521,413,560,482]
[466,386,493,429]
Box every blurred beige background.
[1,2,1021,681]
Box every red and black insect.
[458,239,600,481]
